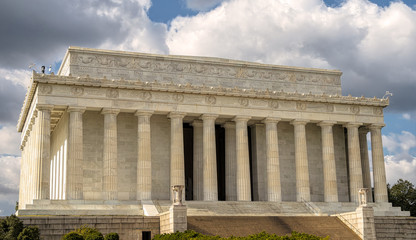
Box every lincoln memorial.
[15,47,412,239]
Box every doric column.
[317,121,338,202]
[36,105,53,200]
[291,120,310,202]
[135,111,153,200]
[191,120,203,201]
[359,127,373,202]
[202,114,219,201]
[263,118,282,202]
[233,116,251,201]
[101,108,120,200]
[345,123,364,203]
[370,124,388,203]
[168,112,186,200]
[223,122,237,201]
[66,106,86,200]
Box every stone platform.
[17,200,409,217]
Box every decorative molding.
[373,107,383,115]
[326,104,334,112]
[296,102,306,110]
[140,91,152,100]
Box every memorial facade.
[17,47,393,216]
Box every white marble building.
[16,47,397,216]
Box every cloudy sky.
[0,0,415,215]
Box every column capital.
[222,121,235,129]
[101,108,120,115]
[36,104,54,111]
[369,123,385,130]
[191,119,203,127]
[263,117,281,124]
[317,121,337,127]
[233,115,251,122]
[359,127,370,134]
[201,114,219,121]
[67,106,86,113]
[343,122,363,128]
[290,119,309,126]
[135,110,154,117]
[168,112,186,119]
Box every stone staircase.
[188,216,361,240]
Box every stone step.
[188,216,361,240]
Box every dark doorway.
[184,123,194,200]
[216,125,226,201]
[142,231,151,240]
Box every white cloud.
[0,125,21,156]
[0,68,31,88]
[385,155,416,185]
[383,131,416,154]
[167,0,416,112]
[402,113,411,120]
[185,0,225,11]
[0,155,20,216]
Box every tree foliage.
[0,215,24,240]
[388,179,416,216]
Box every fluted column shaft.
[234,116,251,201]
[359,128,373,202]
[192,120,203,200]
[67,107,86,200]
[264,118,282,202]
[169,112,186,200]
[224,122,237,201]
[36,105,53,200]
[202,114,218,201]
[318,121,338,202]
[370,124,388,203]
[291,120,310,202]
[102,108,120,200]
[136,111,153,200]
[345,123,363,203]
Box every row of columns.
[28,105,388,204]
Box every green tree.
[0,214,24,240]
[388,179,416,216]
[17,226,41,240]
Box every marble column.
[66,107,86,200]
[233,116,251,201]
[168,112,186,201]
[345,123,364,203]
[102,108,120,200]
[263,118,282,202]
[291,120,310,202]
[317,121,339,202]
[359,128,373,202]
[202,114,219,201]
[192,120,203,201]
[370,124,388,203]
[135,111,153,200]
[36,105,53,200]
[223,122,237,201]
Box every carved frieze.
[268,100,279,109]
[140,91,152,100]
[38,85,52,94]
[373,107,383,115]
[172,94,184,102]
[350,106,360,114]
[205,96,216,105]
[238,98,249,107]
[71,86,84,96]
[326,104,334,112]
[296,102,306,110]
[106,89,119,98]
